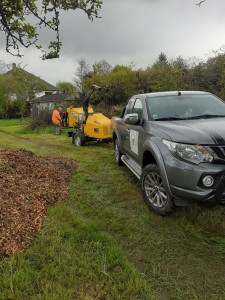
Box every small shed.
[30,93,79,115]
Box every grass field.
[0,119,225,299]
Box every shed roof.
[30,93,78,103]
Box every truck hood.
[152,117,225,145]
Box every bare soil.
[0,149,77,255]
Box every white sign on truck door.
[130,130,139,155]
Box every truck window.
[132,98,143,122]
[146,94,225,120]
[123,98,135,117]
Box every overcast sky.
[0,0,225,86]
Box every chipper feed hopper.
[61,85,111,146]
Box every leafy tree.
[219,70,225,100]
[0,66,48,119]
[0,83,8,118]
[144,65,177,92]
[172,56,189,73]
[135,69,151,93]
[161,74,177,91]
[56,81,76,93]
[92,60,112,75]
[83,64,138,106]
[204,54,225,96]
[150,53,179,91]
[0,60,11,118]
[0,72,16,118]
[12,68,48,120]
[77,49,225,109]
[0,0,102,59]
[188,62,207,91]
[171,56,190,90]
[153,52,169,68]
[109,65,138,105]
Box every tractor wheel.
[73,132,85,147]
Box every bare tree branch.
[196,0,207,7]
[0,0,103,59]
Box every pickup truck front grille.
[208,146,225,159]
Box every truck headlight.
[163,140,213,164]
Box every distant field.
[0,120,224,299]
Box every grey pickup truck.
[111,91,225,215]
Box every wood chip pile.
[0,149,77,255]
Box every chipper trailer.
[61,85,111,146]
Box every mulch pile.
[0,149,77,255]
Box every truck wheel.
[73,132,85,147]
[114,139,124,166]
[141,164,175,216]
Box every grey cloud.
[0,0,225,85]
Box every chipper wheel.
[72,132,85,147]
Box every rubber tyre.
[73,132,85,147]
[114,139,124,166]
[141,164,175,216]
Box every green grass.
[19,126,72,135]
[0,120,225,299]
[0,118,27,127]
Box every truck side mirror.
[124,113,140,125]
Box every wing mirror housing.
[124,113,140,125]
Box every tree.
[0,61,15,118]
[77,49,225,109]
[56,81,76,93]
[0,0,102,59]
[153,52,169,68]
[201,54,225,98]
[0,60,10,75]
[14,68,48,120]
[172,56,188,73]
[188,62,206,91]
[0,78,8,118]
[83,64,138,106]
[74,58,91,93]
[92,60,112,75]
[171,56,190,90]
[1,66,48,120]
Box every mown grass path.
[0,120,225,299]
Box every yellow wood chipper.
[61,85,111,146]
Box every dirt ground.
[0,149,77,256]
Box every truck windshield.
[146,94,225,120]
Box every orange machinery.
[61,86,111,146]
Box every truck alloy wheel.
[141,164,174,215]
[144,172,167,207]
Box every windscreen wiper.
[155,117,186,121]
[155,115,225,121]
[184,114,225,120]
